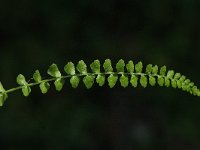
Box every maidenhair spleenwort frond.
[0,59,200,106]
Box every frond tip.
[0,59,200,106]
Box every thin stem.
[4,72,164,94]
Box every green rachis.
[0,59,199,106]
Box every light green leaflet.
[0,59,199,107]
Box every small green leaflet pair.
[0,59,199,106]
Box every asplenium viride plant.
[0,59,199,106]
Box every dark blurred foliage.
[0,0,200,150]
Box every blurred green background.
[0,0,200,149]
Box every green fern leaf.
[189,82,194,86]
[108,74,118,88]
[103,59,113,72]
[54,78,65,91]
[90,60,100,73]
[64,62,75,75]
[39,82,50,94]
[184,79,190,84]
[152,65,159,74]
[160,66,167,76]
[171,79,177,88]
[180,75,186,82]
[22,86,31,97]
[192,86,200,96]
[126,60,134,73]
[182,84,188,91]
[177,80,182,88]
[149,76,156,86]
[145,64,153,74]
[70,76,80,88]
[135,61,143,73]
[158,77,164,86]
[96,75,105,86]
[17,74,31,96]
[116,59,125,73]
[167,70,175,79]
[47,64,61,78]
[0,82,8,106]
[192,86,197,95]
[174,73,181,80]
[33,70,42,82]
[130,75,138,88]
[164,77,170,87]
[17,74,27,85]
[140,75,147,88]
[120,75,129,88]
[77,60,87,74]
[83,75,95,89]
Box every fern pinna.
[0,59,199,106]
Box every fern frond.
[0,59,199,106]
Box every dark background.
[0,0,200,150]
